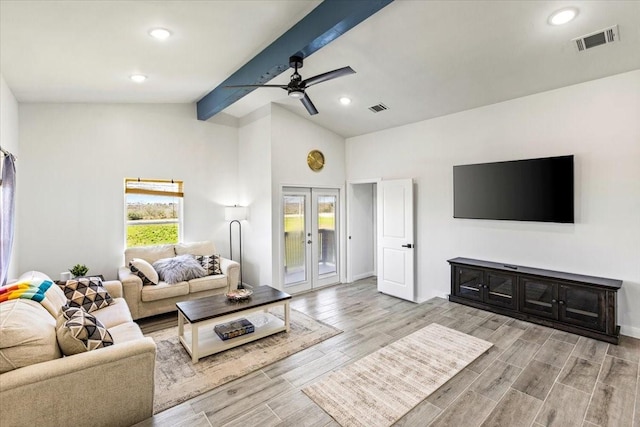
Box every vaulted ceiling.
[1,1,639,137]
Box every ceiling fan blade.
[301,66,355,87]
[301,93,318,115]
[224,84,288,89]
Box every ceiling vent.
[572,25,619,52]
[368,103,389,113]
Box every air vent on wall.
[572,25,619,52]
[368,103,389,113]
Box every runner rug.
[147,307,341,413]
[302,323,492,427]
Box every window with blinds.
[125,178,183,247]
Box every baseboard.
[352,272,375,281]
[620,324,640,339]
[416,291,449,304]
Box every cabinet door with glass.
[453,266,484,302]
[520,276,558,319]
[558,284,607,332]
[485,271,517,310]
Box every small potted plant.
[69,264,89,278]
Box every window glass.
[125,178,183,247]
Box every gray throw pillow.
[153,254,207,284]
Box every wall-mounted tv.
[453,155,574,223]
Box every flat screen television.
[453,155,574,223]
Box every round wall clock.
[307,150,325,172]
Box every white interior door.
[377,179,415,301]
[283,187,340,294]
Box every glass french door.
[283,187,339,293]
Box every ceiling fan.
[226,55,355,115]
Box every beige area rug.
[147,307,342,413]
[302,323,492,427]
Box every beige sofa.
[0,271,156,427]
[118,241,239,320]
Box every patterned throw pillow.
[59,277,113,313]
[195,254,223,275]
[129,258,159,286]
[56,306,114,355]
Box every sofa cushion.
[195,254,223,275]
[108,322,145,344]
[59,277,114,313]
[0,299,61,373]
[175,241,216,256]
[153,254,207,284]
[56,306,114,355]
[140,281,189,302]
[188,275,228,293]
[18,270,54,282]
[92,298,133,329]
[125,244,175,265]
[130,258,159,286]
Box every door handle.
[401,244,413,248]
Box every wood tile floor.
[134,278,640,427]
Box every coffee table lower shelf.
[178,301,290,363]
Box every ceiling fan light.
[289,90,305,99]
[548,8,578,25]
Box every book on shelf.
[214,318,255,340]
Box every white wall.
[18,103,238,280]
[238,106,272,286]
[346,70,640,337]
[0,74,20,280]
[270,104,347,288]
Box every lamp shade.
[225,206,247,221]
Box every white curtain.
[0,153,16,287]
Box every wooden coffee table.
[176,286,291,363]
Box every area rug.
[147,307,342,413]
[302,323,492,427]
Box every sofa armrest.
[0,337,156,427]
[102,280,123,299]
[118,266,143,319]
[220,257,240,290]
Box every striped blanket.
[0,279,54,303]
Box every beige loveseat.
[118,241,239,320]
[0,271,156,427]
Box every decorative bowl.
[226,289,253,301]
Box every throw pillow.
[195,254,223,275]
[152,254,207,284]
[59,277,114,313]
[129,258,159,286]
[56,305,114,355]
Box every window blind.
[125,178,184,198]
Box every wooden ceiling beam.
[196,0,393,121]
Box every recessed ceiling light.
[548,7,578,25]
[149,28,172,40]
[339,97,352,105]
[130,74,147,83]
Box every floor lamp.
[225,206,247,289]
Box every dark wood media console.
[448,257,622,344]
